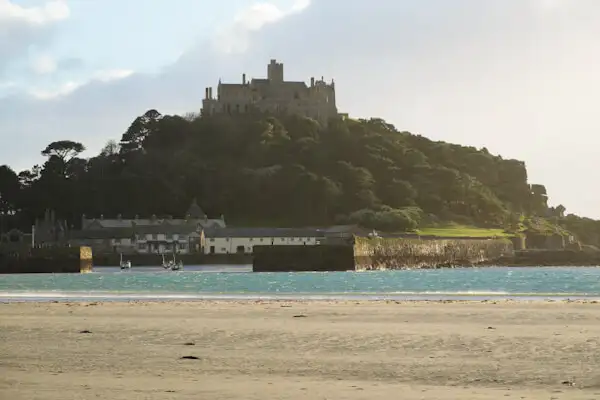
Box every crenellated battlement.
[201,59,340,126]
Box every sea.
[2,265,600,302]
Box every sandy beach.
[2,300,600,399]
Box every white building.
[204,227,322,255]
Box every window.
[249,238,253,242]
[290,238,295,242]
[114,238,121,244]
[209,238,215,242]
[178,243,186,250]
[280,238,285,242]
[210,246,215,254]
[166,233,172,240]
[138,243,146,250]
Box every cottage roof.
[204,227,321,239]
[71,222,201,239]
[186,199,206,219]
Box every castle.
[201,59,340,126]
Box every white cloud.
[92,69,134,82]
[29,81,80,100]
[212,0,310,54]
[28,69,135,100]
[31,54,57,75]
[0,0,69,25]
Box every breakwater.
[500,249,600,267]
[354,236,514,270]
[0,246,93,274]
[252,237,514,272]
[253,245,354,272]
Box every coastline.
[2,300,600,399]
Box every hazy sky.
[1,0,599,218]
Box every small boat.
[170,253,184,271]
[161,253,172,269]
[120,253,131,270]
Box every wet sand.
[1,300,600,399]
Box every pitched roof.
[205,227,321,239]
[186,199,206,218]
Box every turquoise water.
[2,265,600,301]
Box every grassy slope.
[417,225,511,238]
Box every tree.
[1,109,593,240]
[41,140,86,163]
[0,165,19,215]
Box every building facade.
[70,200,222,254]
[201,59,339,126]
[204,227,321,255]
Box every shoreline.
[2,294,600,303]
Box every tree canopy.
[1,110,598,246]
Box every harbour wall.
[252,237,514,272]
[253,245,354,272]
[354,237,514,270]
[0,246,93,274]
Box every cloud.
[0,0,69,24]
[0,0,70,73]
[1,0,600,217]
[31,54,57,75]
[28,69,135,99]
[212,0,310,54]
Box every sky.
[1,0,600,218]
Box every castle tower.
[267,59,284,83]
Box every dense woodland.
[1,109,599,246]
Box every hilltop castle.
[201,59,341,126]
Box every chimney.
[209,87,213,99]
[134,214,138,220]
[100,214,104,220]
[205,87,208,99]
[81,214,86,229]
[311,77,314,87]
[243,73,246,84]
[117,214,122,220]
[151,214,156,222]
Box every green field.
[417,225,510,238]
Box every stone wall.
[353,236,514,270]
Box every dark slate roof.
[70,223,199,239]
[70,228,134,240]
[186,199,206,219]
[205,227,321,239]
